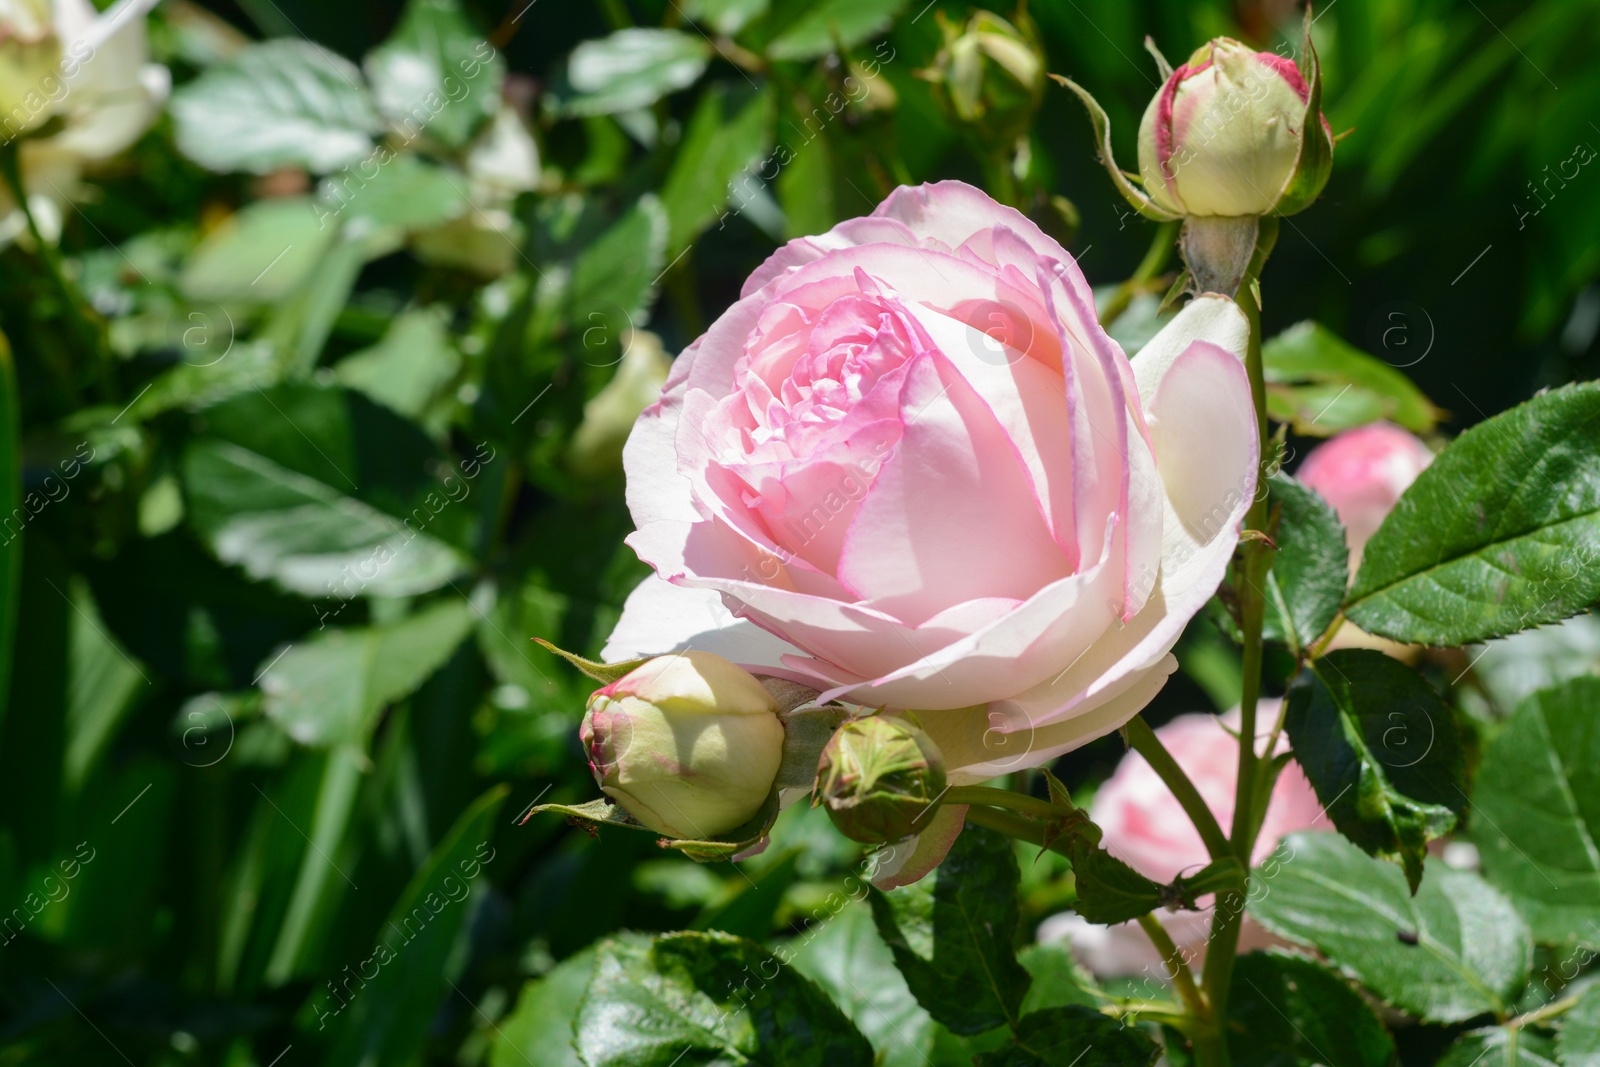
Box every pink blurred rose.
[1297,422,1433,565]
[1041,705,1325,977]
[603,181,1260,806]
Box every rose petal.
[602,573,801,674]
[868,802,969,890]
[915,654,1176,783]
[837,351,1071,622]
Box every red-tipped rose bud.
[1137,37,1333,218]
[816,716,948,844]
[580,651,785,840]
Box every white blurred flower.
[0,0,170,245]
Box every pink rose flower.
[1296,422,1433,564]
[604,180,1258,823]
[1041,705,1325,976]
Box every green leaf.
[1472,677,1600,948]
[63,579,146,794]
[1017,943,1101,1015]
[171,40,383,174]
[1264,473,1349,653]
[785,898,937,1067]
[576,929,875,1066]
[532,638,647,684]
[557,29,711,117]
[1261,321,1441,436]
[1226,951,1396,1067]
[685,0,770,36]
[335,306,462,421]
[1559,984,1600,1067]
[1346,382,1600,646]
[1436,1027,1560,1067]
[975,1006,1159,1067]
[1066,843,1167,924]
[179,197,337,304]
[1284,649,1464,890]
[182,384,471,598]
[659,86,771,257]
[258,600,474,746]
[1250,832,1531,1023]
[751,0,908,62]
[130,343,285,422]
[1049,75,1179,224]
[568,195,669,327]
[325,784,508,1067]
[318,155,471,233]
[263,743,366,982]
[364,0,503,147]
[868,824,1032,1035]
[492,947,595,1067]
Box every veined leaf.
[1346,381,1600,646]
[1284,649,1464,890]
[1250,832,1531,1023]
[1262,321,1442,436]
[258,600,474,746]
[557,29,710,117]
[867,824,1031,1035]
[1264,473,1350,653]
[576,930,874,1066]
[975,1006,1159,1067]
[1436,1027,1560,1067]
[171,40,382,174]
[1472,677,1600,948]
[364,0,503,147]
[1227,951,1396,1067]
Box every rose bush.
[604,180,1260,792]
[1041,704,1325,976]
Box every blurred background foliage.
[2,0,1599,1063]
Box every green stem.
[0,143,115,403]
[959,803,1054,850]
[943,785,1061,821]
[1508,993,1581,1030]
[1124,716,1230,860]
[0,332,17,736]
[979,151,1021,209]
[1136,914,1206,1025]
[597,0,631,30]
[961,804,1212,1042]
[1100,220,1178,325]
[1195,217,1279,1067]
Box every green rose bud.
[1136,37,1334,218]
[815,716,947,844]
[923,9,1045,152]
[580,651,785,840]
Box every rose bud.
[580,651,785,840]
[923,9,1046,152]
[815,717,948,844]
[1296,422,1433,567]
[1136,37,1334,218]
